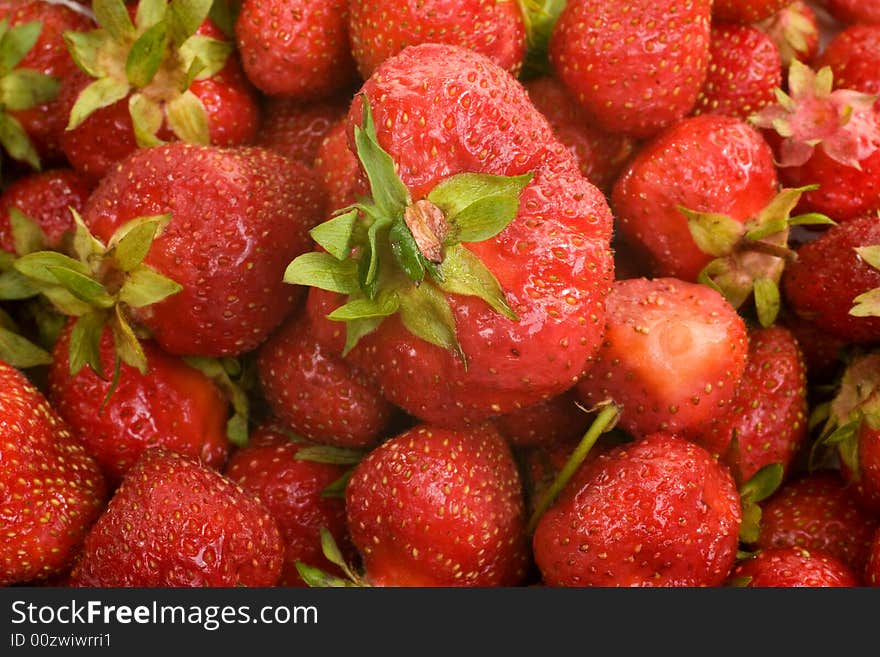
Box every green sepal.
[342,317,381,357]
[126,21,168,89]
[788,212,836,227]
[45,265,115,308]
[737,461,785,544]
[319,527,360,583]
[109,213,172,271]
[67,76,131,131]
[0,326,52,368]
[284,252,359,295]
[208,0,240,38]
[353,98,409,217]
[179,35,232,80]
[295,446,364,466]
[0,112,40,169]
[389,217,426,283]
[164,89,209,144]
[435,244,518,321]
[14,251,91,285]
[70,208,106,263]
[753,277,781,327]
[0,69,60,111]
[181,56,206,91]
[136,0,168,29]
[168,0,214,45]
[428,172,533,244]
[680,207,745,257]
[398,283,464,363]
[69,310,108,377]
[856,245,880,272]
[0,270,42,300]
[129,93,164,147]
[42,285,94,316]
[93,0,136,41]
[310,209,358,261]
[850,288,880,318]
[518,0,567,79]
[0,20,41,74]
[63,31,105,79]
[110,304,147,373]
[728,575,753,588]
[294,563,356,588]
[118,266,183,307]
[823,419,860,475]
[183,355,251,446]
[9,208,47,255]
[328,291,400,322]
[361,215,392,293]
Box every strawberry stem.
[526,401,621,535]
[745,240,797,263]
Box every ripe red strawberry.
[713,0,791,23]
[225,422,357,587]
[82,143,325,357]
[523,76,635,192]
[494,389,589,449]
[70,449,283,587]
[348,0,527,79]
[780,311,846,383]
[695,325,807,484]
[48,323,229,485]
[235,0,357,99]
[533,433,741,587]
[0,168,92,254]
[0,360,106,585]
[345,423,527,586]
[576,278,749,441]
[756,1,819,67]
[729,547,860,587]
[693,24,782,121]
[866,529,880,585]
[755,472,878,573]
[286,44,614,427]
[313,117,364,212]
[815,25,880,102]
[550,0,711,138]
[257,313,394,449]
[824,0,880,25]
[255,96,350,166]
[0,0,92,168]
[782,214,880,344]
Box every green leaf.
[753,277,781,328]
[118,265,183,307]
[856,245,880,272]
[680,207,745,257]
[129,93,164,148]
[284,252,359,294]
[739,502,763,545]
[435,244,517,321]
[63,30,105,78]
[851,287,880,318]
[46,265,115,308]
[164,89,209,144]
[0,69,59,110]
[42,286,94,316]
[167,0,213,45]
[181,56,206,91]
[744,217,788,242]
[428,172,533,244]
[182,354,250,446]
[0,250,12,271]
[136,0,168,30]
[353,98,409,217]
[14,251,90,284]
[0,326,52,368]
[294,562,356,588]
[0,270,42,300]
[328,292,400,322]
[310,210,358,261]
[109,214,171,270]
[69,310,108,377]
[342,316,381,357]
[9,207,47,255]
[398,283,463,360]
[739,463,784,505]
[518,0,567,79]
[389,217,426,283]
[295,446,364,466]
[126,21,168,88]
[208,0,240,38]
[93,0,136,41]
[319,527,358,582]
[178,35,232,80]
[69,208,106,263]
[788,212,836,227]
[67,76,131,131]
[110,305,147,373]
[0,21,41,73]
[0,113,39,169]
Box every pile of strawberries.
[3,0,880,589]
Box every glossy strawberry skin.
[550,0,711,138]
[256,96,350,166]
[756,472,879,573]
[48,324,229,486]
[533,433,741,587]
[866,528,880,586]
[816,25,880,102]
[730,548,860,587]
[0,169,92,253]
[236,0,357,99]
[225,424,356,587]
[71,449,283,587]
[257,314,393,449]
[782,215,880,344]
[712,0,791,23]
[576,278,749,441]
[780,312,846,384]
[494,389,589,449]
[82,143,325,357]
[612,114,778,281]
[346,423,528,587]
[825,0,880,25]
[348,0,526,79]
[0,360,107,586]
[313,117,364,212]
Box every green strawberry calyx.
[0,19,61,170]
[296,527,369,588]
[738,462,784,545]
[517,0,567,79]
[0,304,52,369]
[64,0,232,146]
[682,185,835,327]
[284,95,531,363]
[850,244,880,318]
[756,2,818,68]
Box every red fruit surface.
[576,278,749,440]
[612,114,778,281]
[816,25,880,102]
[866,528,880,585]
[225,424,356,587]
[48,324,229,485]
[848,423,880,513]
[82,143,325,356]
[824,0,880,25]
[71,449,283,587]
[494,389,589,448]
[533,433,741,587]
[346,423,527,586]
[550,0,711,138]
[256,96,350,166]
[313,118,364,212]
[780,312,845,383]
[730,547,860,587]
[713,0,791,23]
[0,360,106,585]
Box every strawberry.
[695,325,808,485]
[550,0,711,138]
[866,529,880,586]
[225,422,357,587]
[523,76,635,192]
[255,96,350,167]
[345,422,527,586]
[815,25,880,102]
[756,1,819,67]
[494,389,589,449]
[313,117,364,212]
[257,313,394,449]
[59,0,259,181]
[48,322,229,485]
[0,359,106,585]
[348,0,527,80]
[693,24,782,122]
[285,44,614,427]
[729,548,860,587]
[0,168,92,254]
[712,0,792,23]
[0,0,92,169]
[782,214,880,344]
[780,311,846,383]
[235,0,357,99]
[70,448,283,587]
[576,277,749,441]
[532,433,741,587]
[824,0,880,25]
[755,472,878,573]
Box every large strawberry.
[494,389,589,449]
[313,117,363,212]
[815,25,880,102]
[729,547,860,587]
[550,0,711,138]
[285,44,614,427]
[0,360,106,585]
[533,432,741,587]
[70,448,283,587]
[255,96,350,167]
